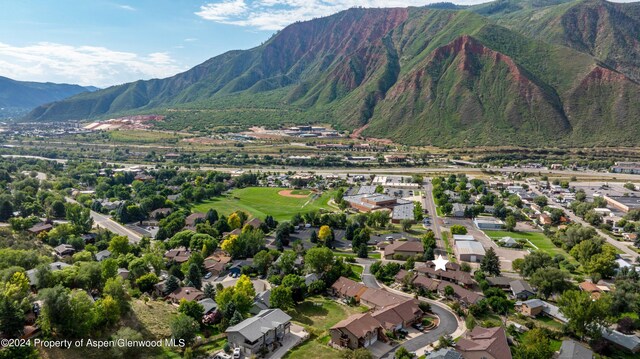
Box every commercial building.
[473,217,505,230]
[603,195,640,213]
[455,241,486,262]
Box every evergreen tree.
[165,275,180,294]
[187,263,202,289]
[480,247,501,276]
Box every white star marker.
[433,254,449,271]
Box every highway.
[65,197,142,244]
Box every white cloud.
[118,4,136,11]
[0,42,185,87]
[195,0,489,31]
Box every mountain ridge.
[23,1,640,146]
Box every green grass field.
[349,264,363,281]
[484,230,572,259]
[192,187,336,221]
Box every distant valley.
[0,76,96,119]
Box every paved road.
[423,179,447,256]
[7,155,640,180]
[65,197,142,244]
[357,258,381,289]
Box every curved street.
[356,258,463,358]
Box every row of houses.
[328,277,423,350]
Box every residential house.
[452,203,468,218]
[510,280,536,300]
[426,348,463,359]
[25,262,70,286]
[500,237,519,248]
[579,281,603,300]
[516,299,567,323]
[601,328,640,353]
[437,282,484,306]
[412,275,439,292]
[304,273,319,286]
[185,212,206,229]
[556,339,594,359]
[54,244,75,257]
[384,240,424,259]
[394,270,417,285]
[330,277,368,303]
[623,233,638,242]
[415,265,474,287]
[456,326,512,359]
[95,249,111,262]
[486,277,512,289]
[226,309,291,356]
[150,208,172,219]
[228,259,253,276]
[117,268,130,279]
[164,247,191,264]
[28,222,52,235]
[167,287,204,304]
[198,298,218,315]
[81,233,97,243]
[359,288,406,309]
[251,289,271,314]
[330,313,383,349]
[371,299,423,331]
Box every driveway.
[369,341,394,358]
[356,258,380,289]
[266,324,308,359]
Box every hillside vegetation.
[25,0,640,147]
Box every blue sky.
[0,0,634,87]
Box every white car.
[213,353,231,359]
[233,348,241,358]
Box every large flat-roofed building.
[456,241,486,262]
[611,162,640,174]
[343,194,398,212]
[474,217,504,230]
[604,195,640,213]
[392,203,415,224]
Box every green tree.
[178,299,205,323]
[480,247,501,276]
[136,273,159,293]
[108,236,131,255]
[0,295,25,338]
[516,251,554,277]
[111,327,144,358]
[400,219,412,232]
[304,247,334,274]
[170,314,199,345]
[187,263,202,289]
[505,215,516,232]
[450,225,467,235]
[165,275,180,294]
[558,290,612,339]
[529,268,570,299]
[270,286,294,309]
[514,328,555,359]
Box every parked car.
[213,353,231,359]
[412,323,424,331]
[398,328,409,336]
[233,348,241,358]
[204,272,213,279]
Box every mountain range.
[23,0,640,146]
[0,76,96,119]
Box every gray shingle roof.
[226,309,291,342]
[557,339,594,359]
[426,348,463,359]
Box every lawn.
[484,230,575,261]
[333,250,381,259]
[108,129,187,144]
[287,296,366,334]
[192,187,336,221]
[349,264,363,281]
[442,232,455,262]
[284,296,366,359]
[283,336,341,359]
